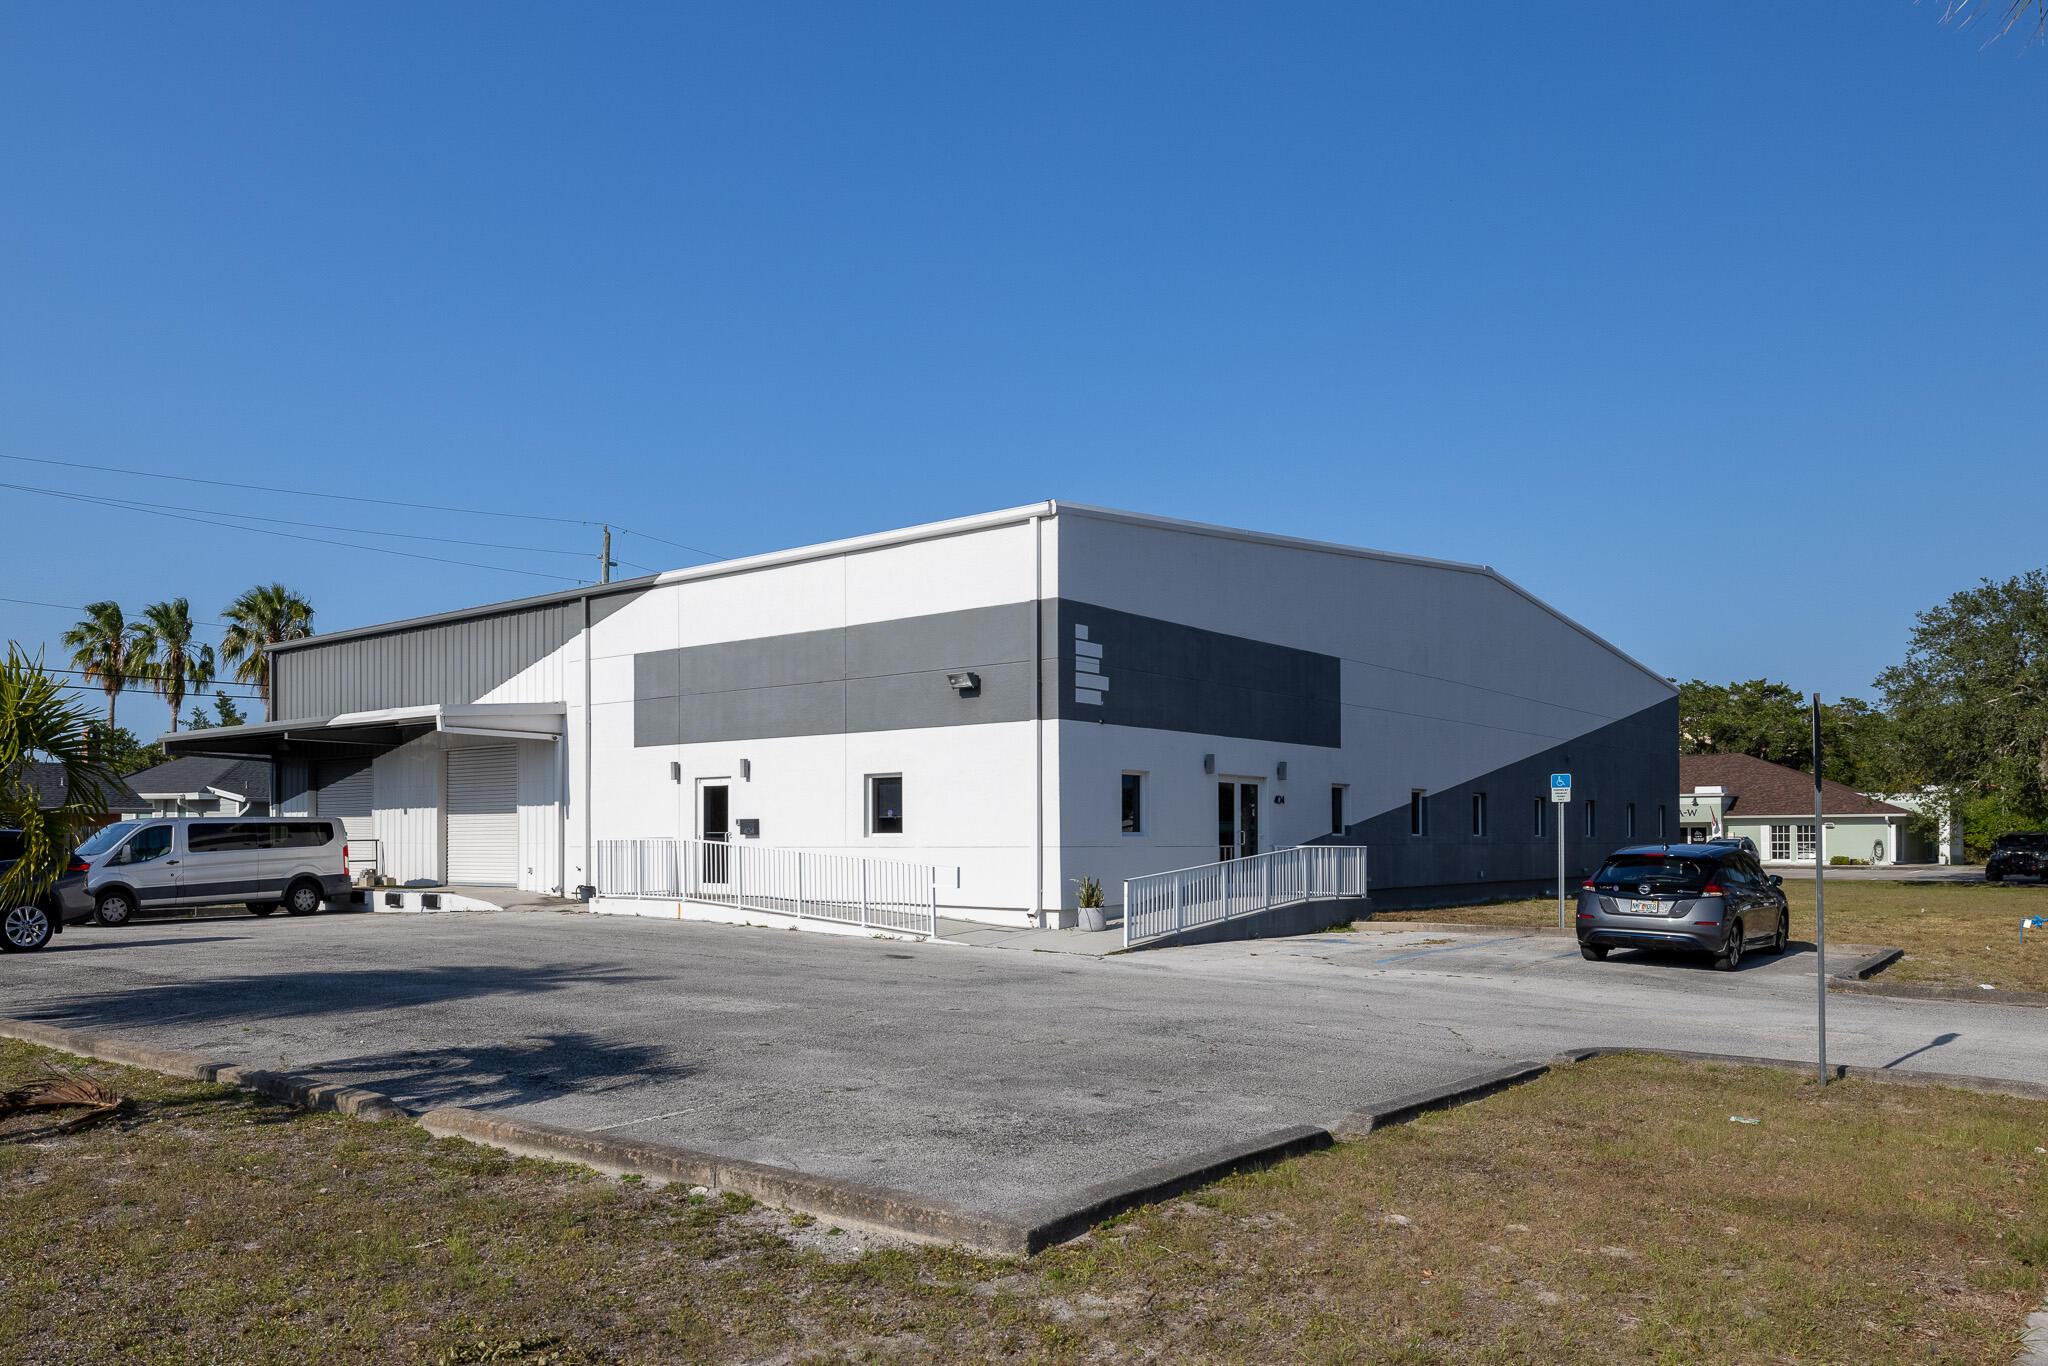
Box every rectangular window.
[188,821,268,853]
[1657,805,1667,838]
[867,774,903,835]
[1409,789,1428,836]
[1330,785,1346,836]
[1121,773,1143,834]
[1584,800,1596,838]
[1471,792,1488,837]
[1770,824,1791,860]
[1625,803,1636,839]
[1532,797,1546,837]
[1796,823,1817,860]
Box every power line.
[612,525,725,561]
[56,488,600,559]
[2,482,587,584]
[29,664,264,693]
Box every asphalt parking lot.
[7,908,2046,1226]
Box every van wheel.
[246,902,278,918]
[1580,944,1608,961]
[283,881,323,916]
[93,890,136,927]
[1714,923,1745,971]
[3,904,55,952]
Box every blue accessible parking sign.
[1550,772,1571,802]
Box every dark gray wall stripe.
[1309,696,1679,898]
[1050,600,1341,747]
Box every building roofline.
[265,499,1676,691]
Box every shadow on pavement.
[305,1031,695,1111]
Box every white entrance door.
[446,747,519,886]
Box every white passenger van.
[75,817,350,926]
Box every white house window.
[1410,790,1428,836]
[1797,823,1817,860]
[868,774,903,835]
[1121,773,1143,834]
[1770,824,1791,860]
[1471,792,1488,837]
[1330,785,1346,836]
[1625,803,1636,839]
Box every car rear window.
[1997,833,2047,850]
[1590,854,1714,891]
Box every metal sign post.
[1551,773,1572,929]
[1811,695,1828,1085]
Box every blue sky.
[3,2,2042,738]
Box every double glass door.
[1217,781,1261,861]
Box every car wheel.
[246,902,278,918]
[1580,944,1609,962]
[1987,868,2003,883]
[283,880,323,916]
[1714,922,1745,971]
[93,890,135,927]
[1765,912,1788,955]
[2,904,55,952]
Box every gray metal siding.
[272,602,581,717]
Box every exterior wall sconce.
[1276,761,1288,781]
[1203,754,1216,775]
[669,762,681,783]
[741,758,752,781]
[947,671,980,694]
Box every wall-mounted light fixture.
[669,761,681,783]
[741,758,752,781]
[1203,754,1216,775]
[947,671,980,693]
[1276,761,1288,781]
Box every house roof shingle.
[6,761,144,813]
[120,756,272,805]
[1679,753,1906,819]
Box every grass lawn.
[4,1042,2046,1364]
[1374,879,2048,994]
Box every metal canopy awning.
[159,703,567,762]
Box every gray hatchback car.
[1576,843,1789,970]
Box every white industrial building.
[163,502,1677,922]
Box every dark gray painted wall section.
[635,603,1037,745]
[271,597,621,717]
[1310,696,1679,903]
[1050,600,1340,747]
[632,599,1343,746]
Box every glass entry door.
[697,780,731,885]
[1217,781,1260,861]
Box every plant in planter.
[1073,874,1107,930]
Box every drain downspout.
[580,592,593,898]
[1032,509,1045,928]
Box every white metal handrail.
[595,837,941,940]
[1122,844,1367,949]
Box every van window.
[188,822,269,853]
[0,831,22,862]
[273,822,336,849]
[124,825,174,864]
[79,821,142,857]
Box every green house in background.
[1677,753,1926,866]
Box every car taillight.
[1701,883,1724,896]
[343,843,349,863]
[1581,880,1595,890]
[66,859,87,874]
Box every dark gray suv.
[1576,843,1789,970]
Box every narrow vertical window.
[1409,789,1428,836]
[1533,797,1546,837]
[1121,773,1143,834]
[868,774,903,835]
[1583,800,1596,838]
[1471,792,1488,837]
[1330,785,1346,836]
[1625,803,1636,839]
[1658,805,1667,838]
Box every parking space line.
[1369,935,1529,965]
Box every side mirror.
[108,847,129,867]
[1769,875,1782,887]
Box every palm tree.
[220,583,314,718]
[131,597,216,733]
[61,600,133,730]
[0,646,118,916]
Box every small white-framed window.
[1330,784,1347,836]
[1409,789,1428,836]
[867,773,904,836]
[1796,823,1817,860]
[1471,792,1488,837]
[1770,824,1791,860]
[1583,800,1596,838]
[1121,772,1144,835]
[1532,797,1546,837]
[1625,803,1636,839]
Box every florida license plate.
[1630,900,1661,915]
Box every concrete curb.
[1832,979,2048,1009]
[1362,920,1575,939]
[415,1105,1024,1253]
[1010,1124,1331,1252]
[1840,946,1904,979]
[1334,1061,1554,1137]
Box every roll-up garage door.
[313,760,374,845]
[445,746,519,886]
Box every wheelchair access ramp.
[1122,844,1367,951]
